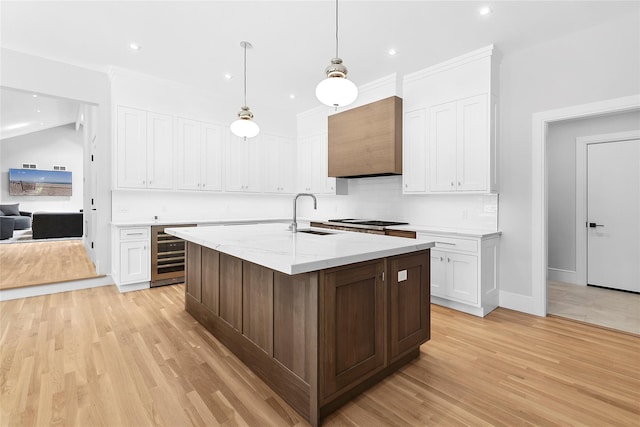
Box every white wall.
[1,48,111,274]
[1,124,84,213]
[547,110,640,275]
[498,13,640,306]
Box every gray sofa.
[0,203,32,236]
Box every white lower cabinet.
[420,232,499,317]
[113,226,151,289]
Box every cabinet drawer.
[417,233,478,253]
[120,227,150,240]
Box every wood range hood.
[328,96,403,178]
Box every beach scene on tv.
[9,168,72,196]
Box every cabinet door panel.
[177,118,202,190]
[201,123,223,191]
[403,109,427,193]
[457,94,488,191]
[430,250,446,297]
[429,102,457,192]
[446,253,478,304]
[186,242,202,302]
[120,240,150,283]
[390,251,430,360]
[147,112,174,189]
[201,247,219,313]
[297,136,314,192]
[225,133,247,192]
[246,137,264,192]
[219,254,243,330]
[320,261,386,401]
[242,262,274,355]
[117,107,147,188]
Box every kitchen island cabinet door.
[389,251,430,361]
[319,260,386,402]
[219,253,243,331]
[185,242,201,302]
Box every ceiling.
[0,87,81,140]
[1,1,638,132]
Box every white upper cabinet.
[429,94,489,192]
[117,106,173,189]
[264,133,295,194]
[297,132,345,195]
[403,108,428,193]
[177,118,223,191]
[225,132,263,193]
[402,45,499,194]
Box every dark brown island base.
[184,242,430,426]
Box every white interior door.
[587,139,640,292]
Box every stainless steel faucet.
[290,193,317,233]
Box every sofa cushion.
[13,215,32,230]
[32,212,82,239]
[0,203,20,216]
[0,210,4,216]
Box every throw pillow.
[0,203,20,216]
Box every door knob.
[588,222,605,228]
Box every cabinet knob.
[458,181,461,186]
[447,257,451,263]
[450,182,454,187]
[142,180,146,184]
[405,184,408,188]
[440,256,443,262]
[202,183,206,187]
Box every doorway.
[544,118,640,334]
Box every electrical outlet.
[398,270,407,282]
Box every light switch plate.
[398,269,407,282]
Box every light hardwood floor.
[0,240,101,290]
[548,281,640,335]
[1,284,638,426]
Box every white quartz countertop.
[165,223,433,275]
[386,224,501,238]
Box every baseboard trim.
[0,276,114,301]
[548,268,578,285]
[499,290,541,316]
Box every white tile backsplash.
[112,177,498,231]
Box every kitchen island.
[166,223,433,426]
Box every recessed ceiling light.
[289,94,296,99]
[479,6,492,16]
[32,94,38,98]
[224,73,233,80]
[129,43,142,51]
[36,109,41,113]
[40,122,44,126]
[388,49,397,56]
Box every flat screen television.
[9,168,72,196]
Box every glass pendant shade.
[230,116,260,139]
[315,76,358,108]
[317,0,357,108]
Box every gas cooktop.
[324,219,409,230]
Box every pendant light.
[315,0,358,109]
[230,41,260,140]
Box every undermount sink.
[297,229,334,236]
